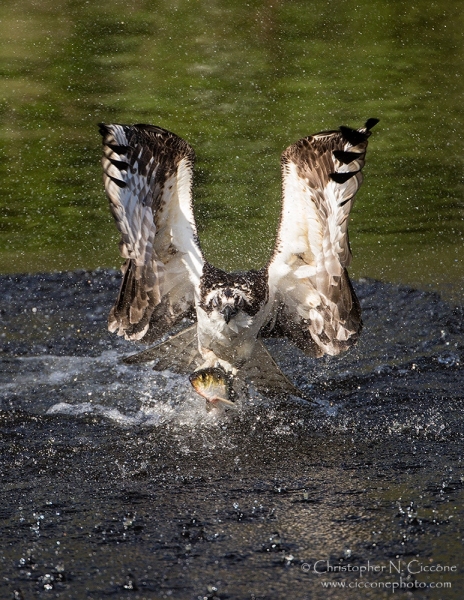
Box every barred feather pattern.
[100,123,203,340]
[267,119,378,356]
[99,119,377,391]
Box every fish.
[188,367,236,408]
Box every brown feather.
[267,120,377,357]
[99,123,203,342]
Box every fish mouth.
[189,367,235,407]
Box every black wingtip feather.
[339,126,368,146]
[107,143,129,155]
[98,123,110,137]
[98,124,129,155]
[364,117,380,131]
[333,150,363,164]
[108,175,127,188]
[109,158,129,171]
[330,170,360,184]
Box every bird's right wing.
[266,119,378,357]
[100,123,204,341]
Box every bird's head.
[199,264,268,325]
[208,287,246,323]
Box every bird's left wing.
[266,119,378,357]
[100,123,204,341]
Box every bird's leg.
[197,348,220,371]
[197,347,237,376]
[217,359,238,377]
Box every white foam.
[2,350,230,425]
[2,350,304,433]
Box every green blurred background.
[1,0,463,300]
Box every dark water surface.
[1,270,464,599]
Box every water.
[1,270,464,598]
[1,1,464,597]
[1,0,463,299]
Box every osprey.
[99,118,378,406]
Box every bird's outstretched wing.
[99,123,204,341]
[266,118,378,357]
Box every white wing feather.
[100,123,204,341]
[267,119,378,356]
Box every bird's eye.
[212,296,220,308]
[235,296,244,308]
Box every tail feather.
[123,325,203,373]
[240,341,306,399]
[123,329,310,402]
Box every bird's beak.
[221,305,235,324]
